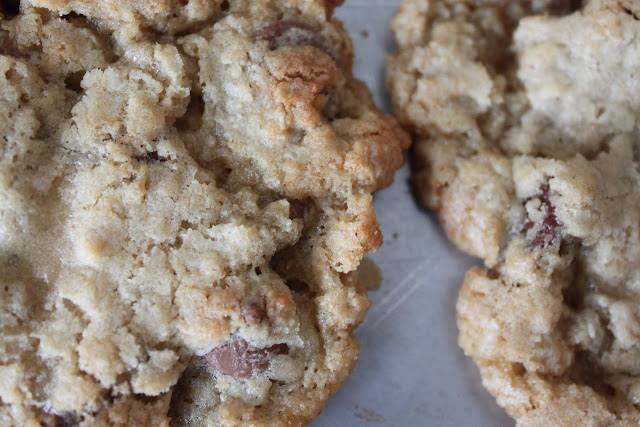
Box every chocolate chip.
[265,343,289,354]
[242,303,265,326]
[204,337,288,378]
[135,151,167,163]
[255,21,314,42]
[521,219,534,233]
[524,183,562,248]
[42,411,78,427]
[537,183,552,204]
[531,210,561,247]
[254,21,327,52]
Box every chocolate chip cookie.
[0,0,409,425]
[387,0,640,424]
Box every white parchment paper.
[313,1,513,425]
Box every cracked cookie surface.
[0,0,409,425]
[387,0,640,425]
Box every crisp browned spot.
[205,337,288,378]
[323,0,344,18]
[511,362,526,377]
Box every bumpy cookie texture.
[0,0,409,425]
[387,0,640,425]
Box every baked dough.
[387,0,640,424]
[0,0,409,425]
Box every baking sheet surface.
[313,2,512,425]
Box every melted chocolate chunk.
[205,337,288,378]
[531,210,562,247]
[525,183,562,248]
[242,303,266,326]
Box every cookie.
[387,0,640,424]
[0,0,410,425]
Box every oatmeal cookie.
[387,0,640,424]
[0,0,409,425]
